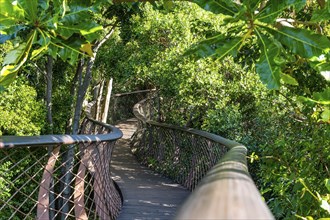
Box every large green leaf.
[0,65,19,86]
[256,0,306,23]
[312,87,330,104]
[214,37,243,59]
[0,30,36,86]
[0,0,25,26]
[186,34,243,59]
[280,73,298,86]
[0,25,25,43]
[192,0,240,16]
[17,0,38,22]
[57,22,102,40]
[311,0,330,22]
[263,26,330,58]
[53,39,86,65]
[57,4,102,40]
[3,30,36,65]
[60,5,96,23]
[3,43,27,65]
[255,30,281,89]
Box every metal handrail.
[133,96,274,219]
[113,89,156,97]
[0,116,123,219]
[108,89,157,124]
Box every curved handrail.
[133,96,274,219]
[114,89,156,97]
[0,115,123,219]
[0,116,122,149]
[108,89,157,123]
[0,130,122,149]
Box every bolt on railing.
[132,96,275,219]
[0,116,123,220]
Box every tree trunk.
[102,78,113,123]
[60,23,118,219]
[61,58,95,219]
[45,55,56,219]
[45,55,53,134]
[96,80,105,121]
[65,59,84,134]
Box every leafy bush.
[0,77,45,135]
[0,77,46,218]
[95,1,330,218]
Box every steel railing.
[132,96,274,219]
[0,116,123,220]
[108,89,157,124]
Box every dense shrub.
[0,77,45,136]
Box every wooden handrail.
[133,96,275,219]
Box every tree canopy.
[0,0,329,219]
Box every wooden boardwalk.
[112,119,190,220]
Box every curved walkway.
[112,118,190,220]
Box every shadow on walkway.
[112,118,190,220]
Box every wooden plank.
[112,119,190,219]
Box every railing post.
[37,145,61,220]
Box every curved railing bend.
[132,96,274,219]
[108,89,157,123]
[0,116,123,220]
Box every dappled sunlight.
[137,185,152,189]
[111,118,190,219]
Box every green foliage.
[0,0,327,219]
[256,121,329,218]
[101,2,329,218]
[0,0,109,87]
[0,77,45,135]
[189,0,330,91]
[0,148,47,219]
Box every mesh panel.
[132,98,228,191]
[0,118,121,220]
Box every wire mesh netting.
[132,97,228,191]
[0,117,122,220]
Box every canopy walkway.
[113,119,189,219]
[0,90,274,219]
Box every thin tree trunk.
[45,55,53,134]
[65,60,84,134]
[96,80,105,121]
[317,0,325,8]
[72,58,95,134]
[101,78,113,123]
[61,58,94,219]
[45,55,56,219]
[61,23,118,219]
[72,22,118,133]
